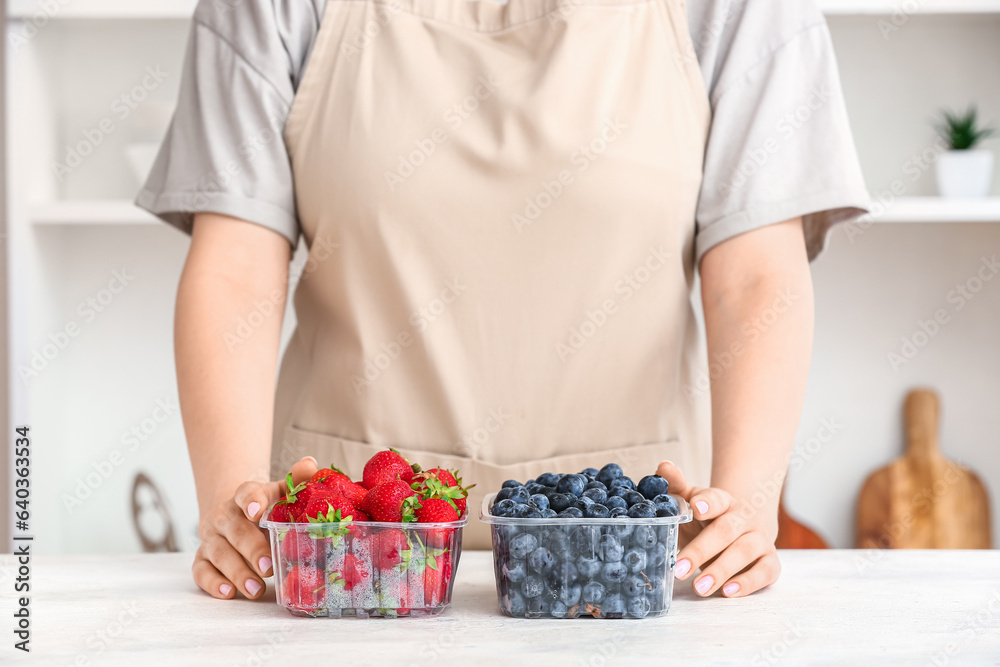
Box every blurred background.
[2,0,999,554]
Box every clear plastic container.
[480,492,692,619]
[260,507,469,618]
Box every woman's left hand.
[657,461,781,598]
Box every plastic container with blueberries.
[480,479,692,619]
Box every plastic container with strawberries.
[480,465,693,619]
[260,450,471,618]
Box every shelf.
[819,0,1000,14]
[868,197,1000,223]
[8,0,196,19]
[30,200,160,225]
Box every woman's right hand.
[192,456,319,599]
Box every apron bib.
[275,0,712,548]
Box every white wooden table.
[1,550,998,665]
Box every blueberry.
[502,589,527,616]
[580,467,600,478]
[582,488,608,505]
[556,474,588,498]
[622,573,649,598]
[651,493,671,504]
[600,593,626,617]
[585,480,608,492]
[500,524,521,540]
[546,562,579,594]
[525,478,536,485]
[509,532,538,560]
[651,542,667,567]
[627,500,656,518]
[584,503,611,519]
[627,595,652,618]
[609,507,628,518]
[558,507,584,519]
[543,529,571,557]
[502,479,523,489]
[521,575,544,598]
[536,472,562,487]
[491,498,517,517]
[558,583,582,607]
[548,493,574,513]
[526,595,551,616]
[600,561,628,583]
[540,508,558,518]
[529,494,550,511]
[550,601,570,618]
[503,559,527,583]
[577,555,602,580]
[607,486,626,499]
[495,487,514,502]
[526,483,547,495]
[599,534,624,562]
[527,546,556,574]
[632,525,657,550]
[655,496,679,517]
[596,463,623,488]
[637,474,669,500]
[576,495,595,509]
[511,503,534,518]
[612,476,636,491]
[570,526,601,554]
[605,495,627,510]
[608,521,634,540]
[523,508,543,519]
[648,574,666,601]
[508,486,531,504]
[621,490,645,507]
[623,548,647,573]
[582,580,607,604]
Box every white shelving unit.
[819,0,1000,13]
[9,0,196,19]
[30,200,158,225]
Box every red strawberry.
[310,466,351,487]
[283,564,326,611]
[329,553,371,592]
[373,528,411,570]
[299,492,356,522]
[279,530,328,564]
[423,552,454,607]
[415,498,459,548]
[362,480,420,523]
[335,481,368,507]
[363,449,417,489]
[412,468,473,515]
[268,496,295,523]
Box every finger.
[656,460,696,499]
[192,551,237,600]
[289,456,319,485]
[205,536,266,599]
[222,506,275,577]
[691,532,769,597]
[674,512,745,580]
[235,481,283,522]
[689,488,735,521]
[719,550,781,598]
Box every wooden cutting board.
[776,492,829,549]
[856,388,992,549]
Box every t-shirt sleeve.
[694,3,870,264]
[135,2,302,247]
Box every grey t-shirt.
[136,0,870,263]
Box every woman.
[139,0,868,602]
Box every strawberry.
[415,498,460,548]
[283,564,326,611]
[412,468,473,515]
[279,529,328,564]
[329,553,371,592]
[332,480,368,507]
[268,497,296,523]
[268,473,310,521]
[423,551,454,607]
[373,528,411,570]
[362,480,420,523]
[310,465,351,487]
[362,449,418,489]
[299,491,356,522]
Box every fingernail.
[303,456,318,466]
[723,582,740,596]
[258,556,272,574]
[219,584,233,596]
[663,460,674,466]
[247,502,261,518]
[695,500,709,515]
[695,575,714,595]
[245,580,262,597]
[674,558,691,578]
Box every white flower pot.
[935,149,994,198]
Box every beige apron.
[274,0,712,548]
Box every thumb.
[656,460,695,500]
[289,455,319,486]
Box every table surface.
[1,549,999,665]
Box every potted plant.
[934,106,995,198]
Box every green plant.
[935,106,995,150]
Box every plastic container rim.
[259,506,471,530]
[478,492,694,525]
